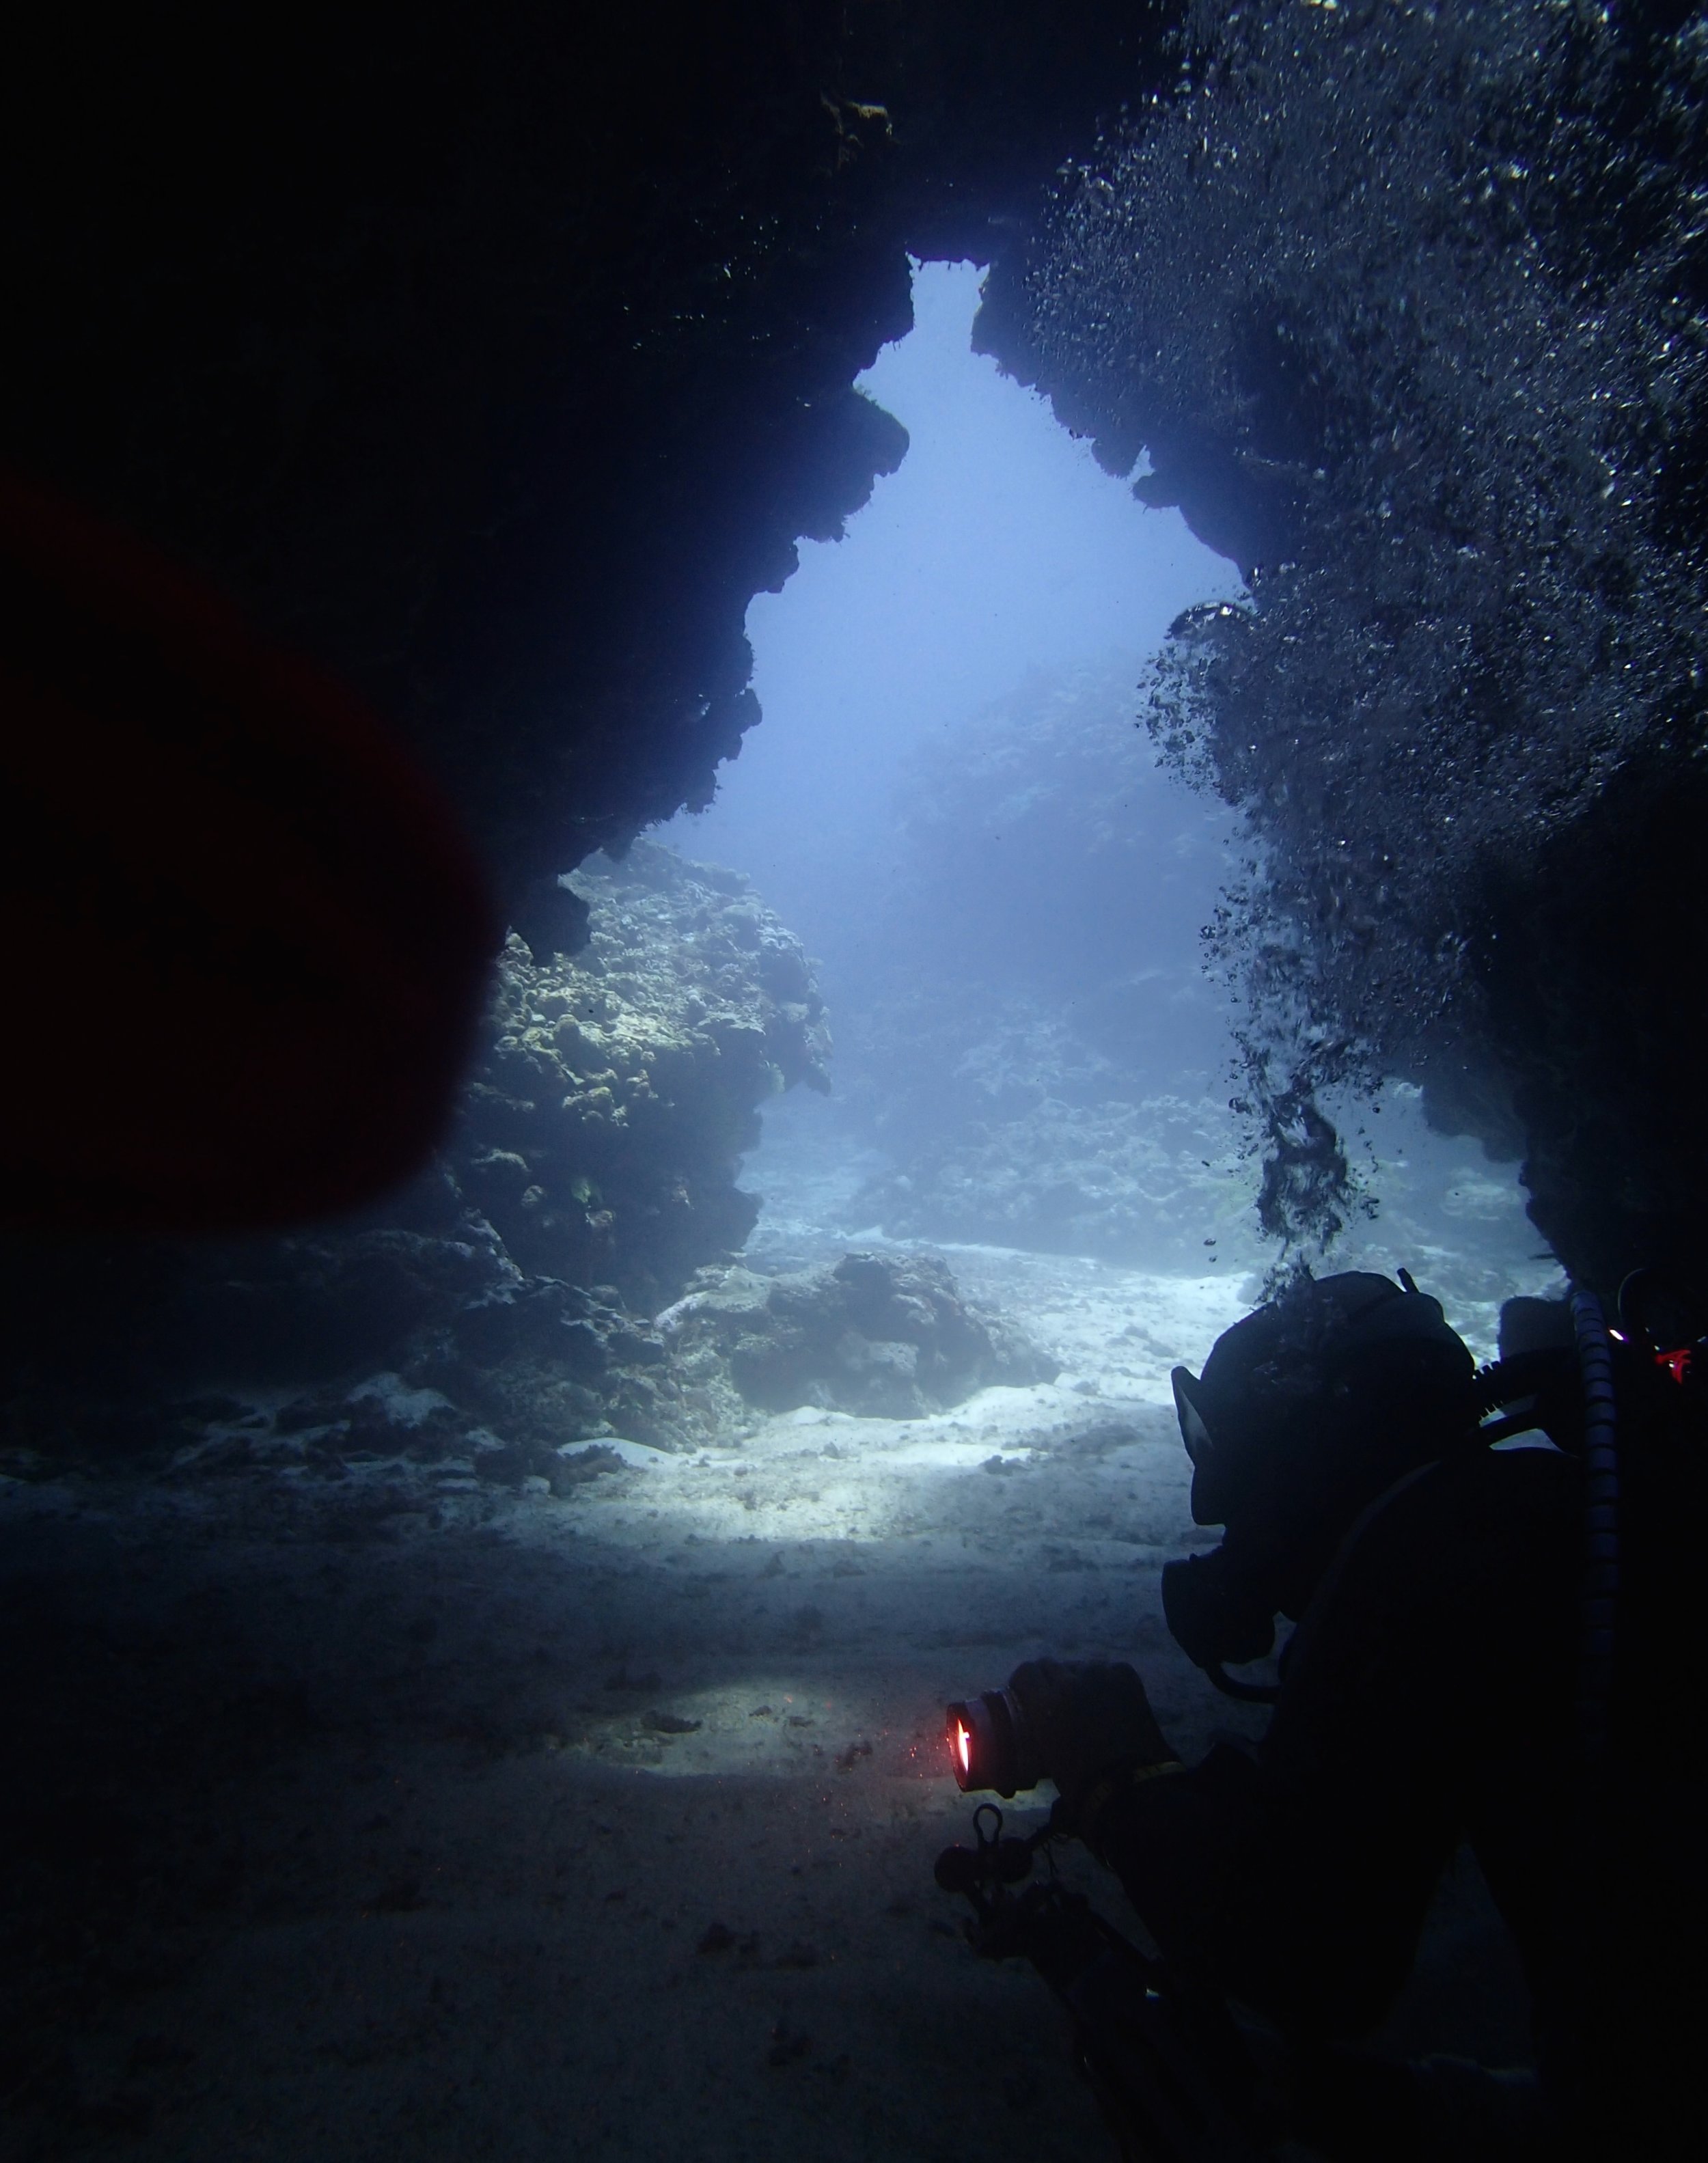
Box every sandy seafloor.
[1,1136,1547,2161]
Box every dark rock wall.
[2,2,1169,950]
[976,0,1708,1291]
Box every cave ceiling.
[1,1,1167,951]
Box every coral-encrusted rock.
[661,1250,1056,1421]
[164,1207,702,1463]
[0,842,830,1470]
[450,840,830,1309]
[976,0,1708,1284]
[407,1259,691,1459]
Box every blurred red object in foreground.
[0,474,499,1233]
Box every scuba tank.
[1472,1267,1708,1761]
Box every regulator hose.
[1569,1289,1620,1761]
[1204,1662,1280,1705]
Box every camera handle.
[935,1807,1277,2163]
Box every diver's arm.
[1002,1654,1440,2028]
[1086,1449,1576,2037]
[1077,1464,1481,2035]
[1080,1733,1450,2035]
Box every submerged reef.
[0,832,1075,1485]
[6,0,1703,1298]
[978,0,1708,1289]
[452,842,830,1308]
[834,660,1252,1269]
[0,848,830,1472]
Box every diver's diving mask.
[1167,1362,1280,1692]
[1171,1364,1215,1471]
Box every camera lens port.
[944,1687,1040,1795]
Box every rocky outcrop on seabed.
[167,1220,702,1472]
[660,1249,1057,1422]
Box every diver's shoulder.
[1345,1436,1579,1587]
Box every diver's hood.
[1176,1271,1474,1529]
[1161,1272,1476,1681]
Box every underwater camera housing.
[946,1687,1042,1797]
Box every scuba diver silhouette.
[945,1268,1705,2162]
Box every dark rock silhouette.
[977,0,1708,1290]
[1,2,1164,937]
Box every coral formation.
[452,841,830,1308]
[0,846,832,1470]
[661,1249,1057,1420]
[176,1220,699,1470]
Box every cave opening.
[655,258,1563,1362]
[10,1,1683,2143]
